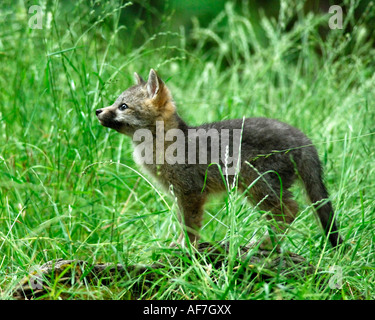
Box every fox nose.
[96,109,103,116]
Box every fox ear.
[146,69,164,99]
[134,72,145,85]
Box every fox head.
[96,69,176,135]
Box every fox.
[96,69,343,248]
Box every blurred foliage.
[117,0,374,48]
[16,0,374,49]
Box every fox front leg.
[176,193,207,245]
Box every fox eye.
[119,103,128,111]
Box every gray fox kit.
[96,69,342,248]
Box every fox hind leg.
[247,183,299,249]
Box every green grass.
[1,0,374,300]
